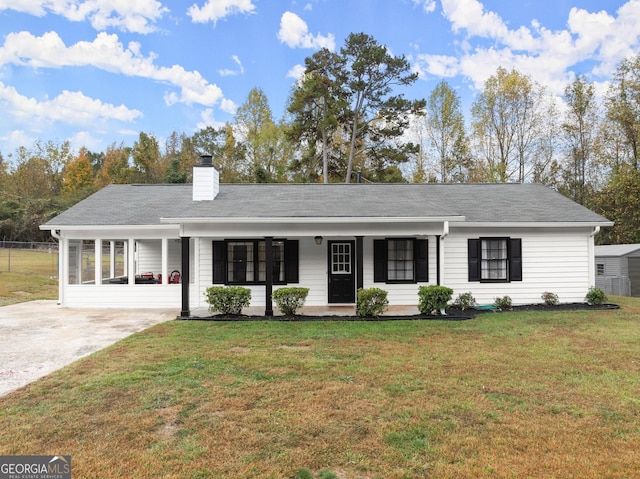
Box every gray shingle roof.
[43,182,611,227]
[595,244,640,257]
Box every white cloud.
[412,0,436,13]
[67,131,104,151]
[415,0,640,96]
[0,81,142,125]
[286,64,306,83]
[187,0,255,24]
[0,31,227,107]
[218,55,244,77]
[196,108,226,130]
[219,98,237,114]
[0,0,168,34]
[0,129,36,152]
[278,11,335,50]
[569,1,640,75]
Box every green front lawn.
[1,298,639,478]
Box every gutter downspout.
[588,226,600,288]
[437,221,449,286]
[50,229,63,305]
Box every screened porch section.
[67,238,187,285]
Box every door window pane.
[331,243,351,274]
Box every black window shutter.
[373,240,387,282]
[509,238,522,281]
[415,239,429,282]
[468,239,481,282]
[212,241,226,284]
[284,240,299,283]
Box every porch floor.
[189,304,421,318]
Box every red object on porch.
[169,270,181,284]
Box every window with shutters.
[468,237,522,282]
[374,238,428,284]
[212,239,297,285]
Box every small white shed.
[594,244,640,297]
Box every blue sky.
[0,0,638,156]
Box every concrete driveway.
[0,300,177,397]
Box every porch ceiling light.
[314,236,323,245]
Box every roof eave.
[452,221,614,228]
[40,224,179,231]
[160,215,466,224]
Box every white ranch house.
[41,160,613,317]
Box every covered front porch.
[174,217,455,317]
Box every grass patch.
[0,249,58,306]
[1,298,640,478]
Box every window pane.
[273,241,285,282]
[68,240,80,285]
[481,239,507,280]
[226,240,286,284]
[227,242,253,282]
[80,240,95,284]
[387,239,414,281]
[101,240,127,284]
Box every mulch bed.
[182,303,619,322]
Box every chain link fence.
[0,241,59,278]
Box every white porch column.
[161,238,168,284]
[128,238,136,285]
[110,241,116,278]
[95,239,102,286]
[58,236,67,305]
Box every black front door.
[328,241,355,303]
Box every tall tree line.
[1,34,639,243]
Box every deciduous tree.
[234,88,287,182]
[561,76,600,204]
[471,67,546,183]
[426,81,468,182]
[605,54,640,170]
[62,148,95,200]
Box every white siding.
[118,239,182,281]
[443,229,593,305]
[58,228,597,310]
[64,284,181,309]
[362,236,439,305]
[297,237,328,306]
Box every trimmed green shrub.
[541,291,559,306]
[205,286,251,315]
[356,287,389,318]
[494,295,512,310]
[454,291,476,310]
[585,286,607,305]
[418,285,453,315]
[272,287,310,316]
